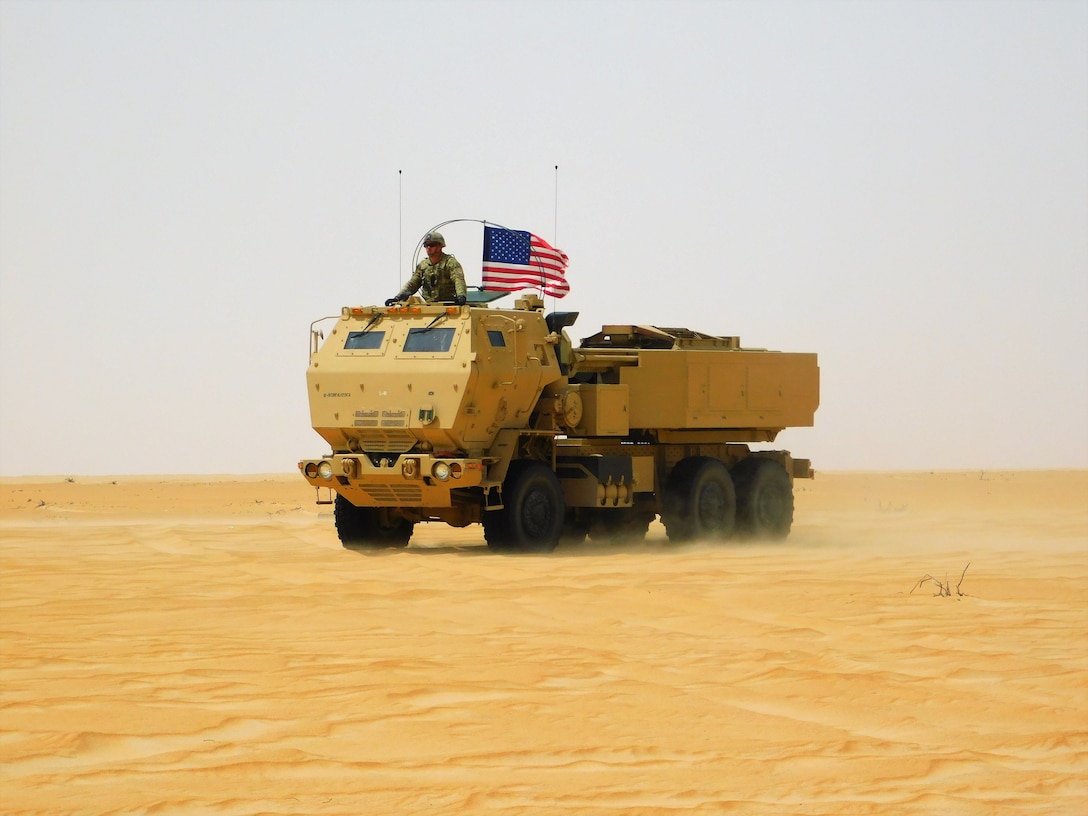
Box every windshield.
[403,327,456,353]
[344,330,385,350]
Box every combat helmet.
[423,231,446,247]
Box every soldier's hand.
[454,295,467,306]
[385,297,398,306]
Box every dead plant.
[910,562,970,597]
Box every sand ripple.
[1,472,1086,814]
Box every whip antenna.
[552,164,559,304]
[553,164,559,246]
[398,170,403,287]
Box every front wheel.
[484,461,565,553]
[334,494,414,549]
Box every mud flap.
[484,485,504,511]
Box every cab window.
[404,327,455,353]
[344,331,385,350]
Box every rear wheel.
[484,461,565,553]
[732,457,793,539]
[334,494,414,549]
[662,457,736,543]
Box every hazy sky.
[2,0,1086,476]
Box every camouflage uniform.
[395,254,468,303]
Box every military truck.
[299,291,819,552]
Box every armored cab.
[299,293,819,552]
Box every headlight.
[303,462,319,479]
[432,461,451,481]
[317,461,334,480]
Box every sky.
[1,0,1086,476]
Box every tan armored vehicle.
[299,291,819,551]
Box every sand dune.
[1,471,1086,814]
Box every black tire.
[732,457,794,539]
[587,507,653,544]
[334,494,414,549]
[481,504,509,548]
[484,461,565,553]
[662,457,736,543]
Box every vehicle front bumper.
[298,453,485,507]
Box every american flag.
[481,226,570,298]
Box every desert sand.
[1,470,1086,815]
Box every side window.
[487,330,506,348]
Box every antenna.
[552,164,559,305]
[553,164,559,245]
[398,170,403,287]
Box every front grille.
[351,429,416,453]
[362,484,424,504]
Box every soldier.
[386,231,468,305]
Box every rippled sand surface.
[2,471,1086,814]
